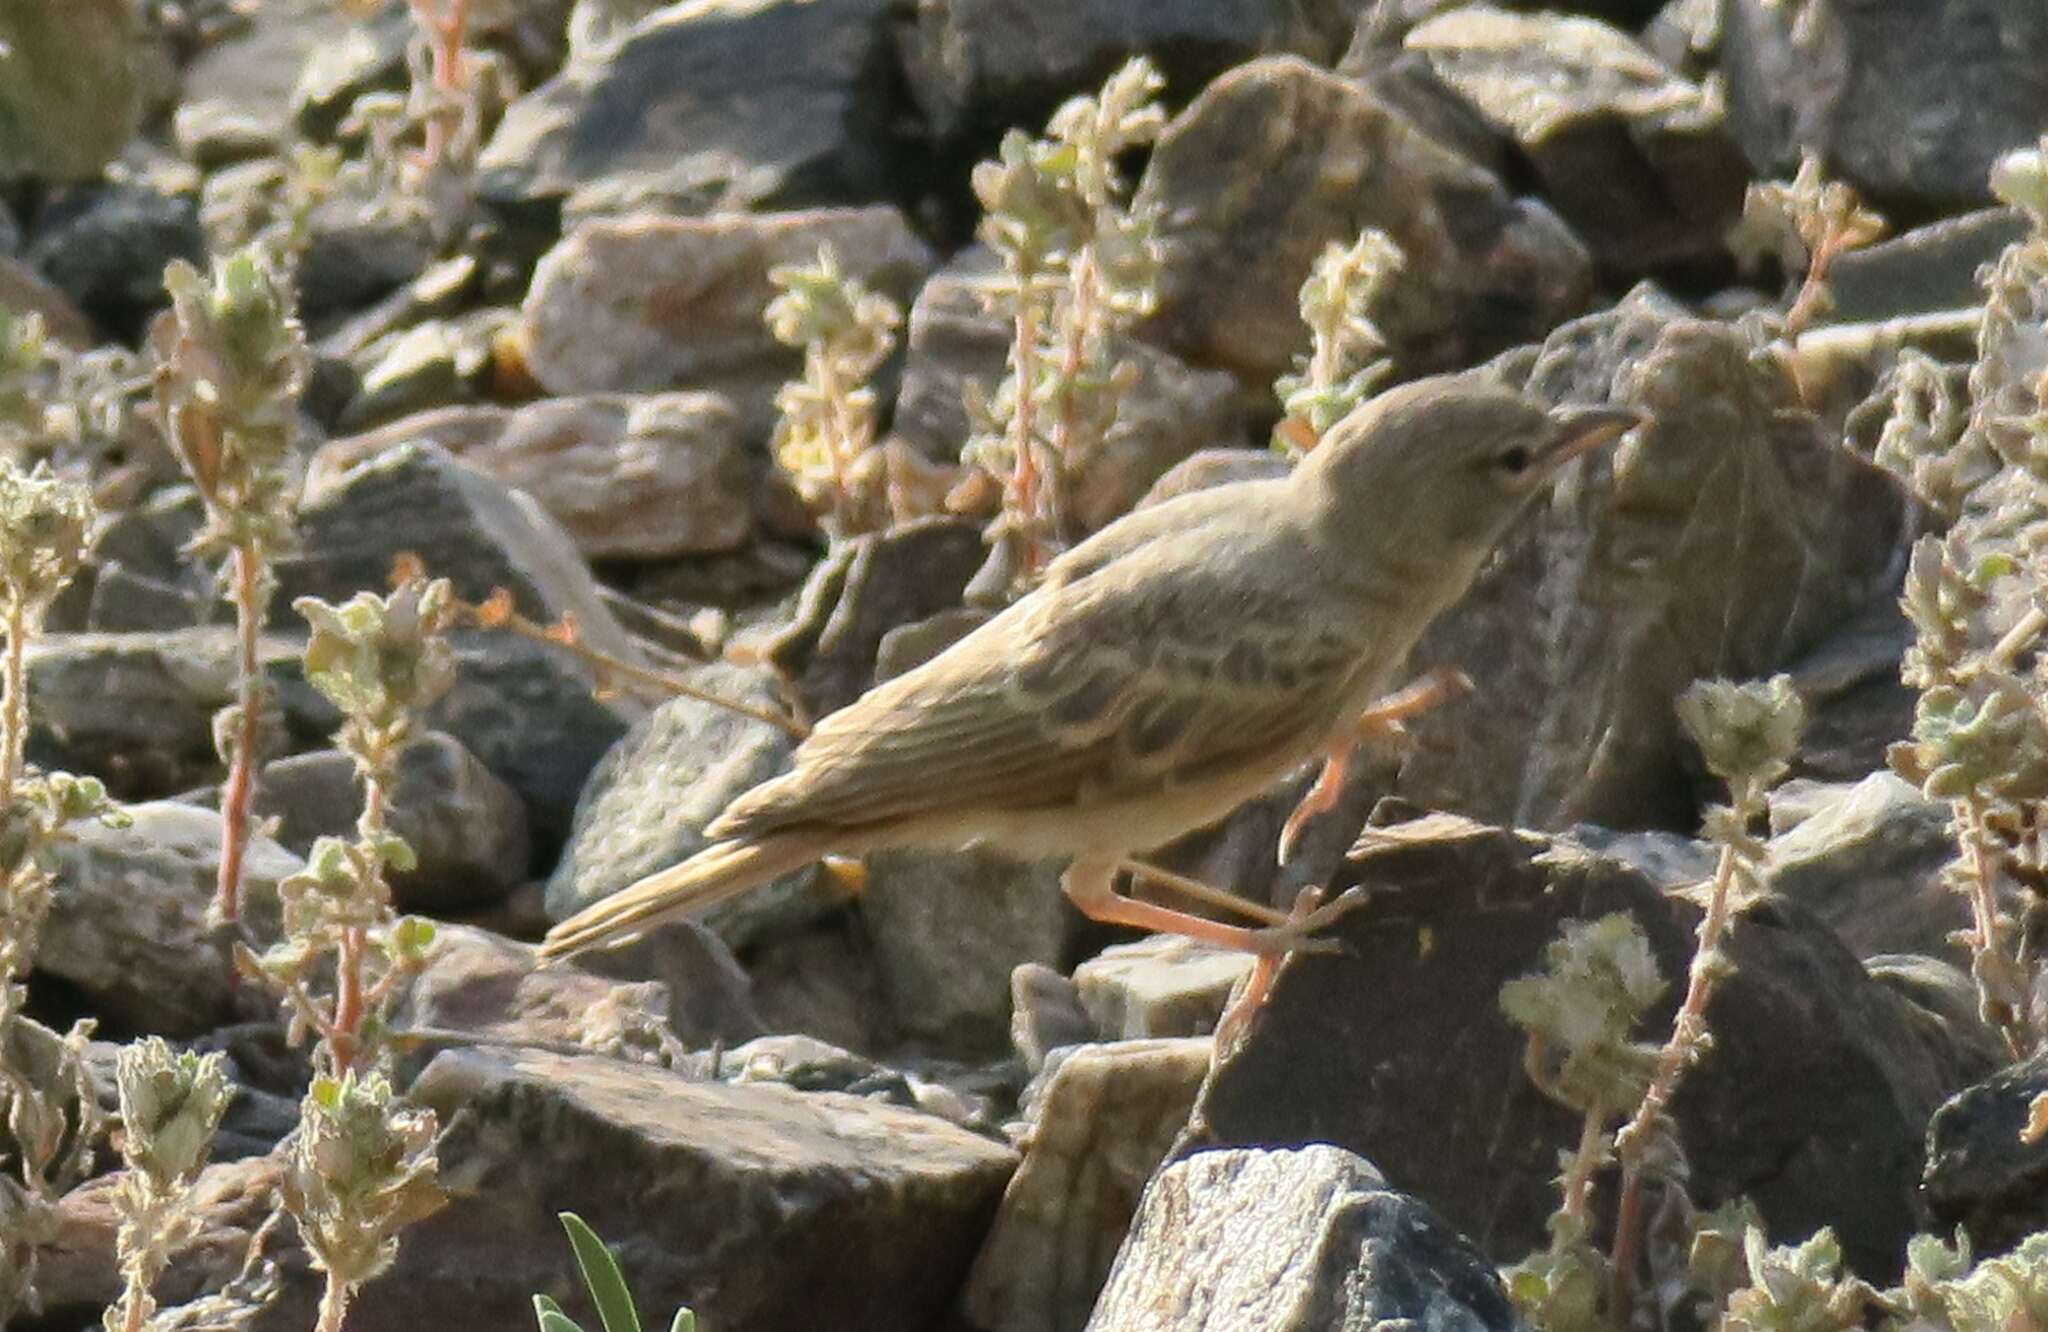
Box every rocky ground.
[5,0,2048,1329]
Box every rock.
[1402,6,1748,273]
[1764,772,1965,960]
[27,176,204,339]
[172,100,284,169]
[875,607,992,680]
[314,393,759,560]
[1138,446,1290,506]
[1865,954,2011,1080]
[765,515,987,716]
[394,1046,1016,1330]
[1827,208,2030,326]
[289,6,412,140]
[545,667,826,950]
[893,246,1248,522]
[395,923,760,1061]
[1923,1051,2048,1254]
[1720,0,2048,213]
[1179,813,1990,1279]
[565,918,766,1047]
[520,207,935,440]
[201,732,533,914]
[478,0,913,219]
[1133,56,1592,402]
[1780,599,1918,785]
[23,629,315,799]
[281,440,641,663]
[0,0,141,182]
[0,255,100,347]
[178,0,368,150]
[859,848,1077,1056]
[42,802,300,1035]
[901,0,1322,145]
[1087,1144,1519,1332]
[334,313,506,432]
[1073,937,1252,1040]
[1010,963,1097,1074]
[966,1038,1213,1332]
[1391,286,1902,831]
[745,912,898,1053]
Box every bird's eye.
[1495,445,1533,475]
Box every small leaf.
[668,1312,696,1332]
[534,1295,584,1332]
[559,1212,642,1332]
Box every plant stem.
[1045,245,1099,545]
[216,544,265,928]
[1608,790,1751,1326]
[1006,300,1044,572]
[1,600,26,802]
[1558,1106,1605,1234]
[317,1271,350,1332]
[1956,795,2035,1058]
[412,0,469,170]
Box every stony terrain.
[4,1,2048,1330]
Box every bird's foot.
[1219,885,1371,1046]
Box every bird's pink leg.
[1217,886,1330,1049]
[1063,860,1364,956]
[1277,667,1474,865]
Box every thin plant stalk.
[411,0,471,170]
[1006,302,1045,571]
[2,599,25,799]
[1044,247,1101,544]
[216,545,266,929]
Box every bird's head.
[1297,374,1640,582]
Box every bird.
[541,374,1641,962]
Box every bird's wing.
[708,516,1373,841]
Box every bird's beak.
[1540,405,1644,473]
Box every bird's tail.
[539,831,829,961]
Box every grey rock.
[875,607,993,681]
[745,912,898,1053]
[1087,1144,1519,1332]
[902,0,1324,144]
[546,667,826,950]
[176,0,365,149]
[1828,208,2031,326]
[1765,772,1965,960]
[1403,6,1748,272]
[202,731,532,914]
[967,1038,1214,1332]
[893,246,1248,525]
[1072,937,1252,1041]
[0,254,100,347]
[28,177,204,339]
[1133,55,1593,402]
[1180,813,1992,1279]
[315,392,759,560]
[478,0,912,218]
[0,0,141,182]
[765,515,987,716]
[1779,598,1919,786]
[43,802,300,1035]
[1924,1051,2048,1253]
[398,1046,1017,1330]
[1394,286,1903,830]
[520,207,935,442]
[170,100,282,169]
[859,847,1077,1056]
[1010,963,1096,1074]
[281,440,640,663]
[289,6,411,141]
[1720,0,2048,212]
[393,923,758,1065]
[333,313,507,432]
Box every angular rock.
[334,313,504,432]
[1394,286,1902,830]
[1179,813,1990,1278]
[893,247,1248,525]
[1779,598,1918,785]
[967,1038,1213,1332]
[1087,1144,1519,1332]
[902,0,1322,144]
[478,0,912,218]
[395,923,760,1063]
[1764,772,1965,961]
[176,0,363,152]
[0,0,141,182]
[1010,963,1097,1074]
[314,393,759,560]
[27,176,204,339]
[1923,1051,2048,1253]
[281,440,639,662]
[43,802,300,1035]
[546,667,826,950]
[764,515,987,716]
[521,207,935,440]
[1073,937,1252,1040]
[1134,56,1592,399]
[744,911,898,1053]
[1828,207,2031,326]
[209,732,533,914]
[1403,6,1748,272]
[398,1046,1017,1330]
[1720,0,2048,212]
[859,848,1077,1056]
[0,255,100,347]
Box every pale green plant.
[284,1071,445,1332]
[1730,151,1886,344]
[765,245,903,538]
[104,1040,233,1332]
[960,56,1166,593]
[151,248,309,936]
[535,1212,697,1332]
[1273,230,1405,455]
